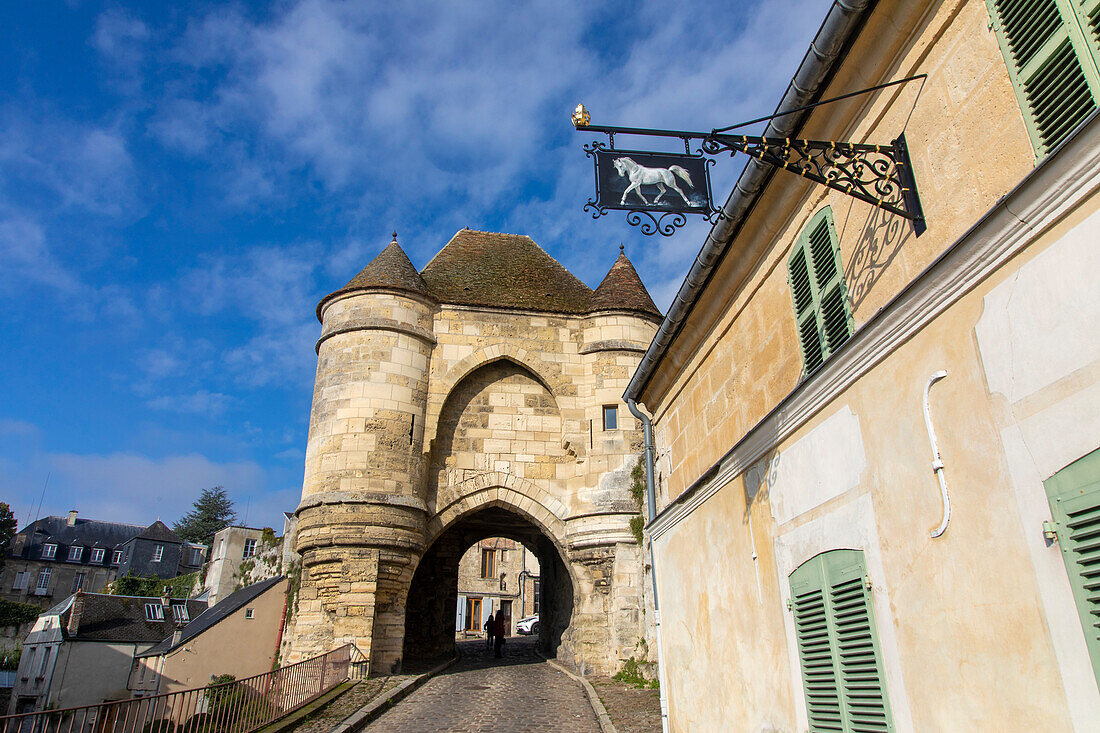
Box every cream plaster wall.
[635,0,1100,729]
[158,579,286,693]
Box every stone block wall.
[288,283,661,674]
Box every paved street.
[364,637,601,732]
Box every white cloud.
[0,450,279,530]
[147,391,236,416]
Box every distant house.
[129,577,287,696]
[9,592,207,714]
[199,514,298,606]
[1,512,207,609]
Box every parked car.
[516,615,539,635]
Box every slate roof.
[589,251,662,318]
[131,521,182,544]
[137,577,285,657]
[14,516,146,564]
[60,594,208,644]
[319,229,662,319]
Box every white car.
[515,615,539,635]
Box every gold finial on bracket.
[572,103,591,128]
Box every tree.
[173,487,237,546]
[0,503,16,573]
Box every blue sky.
[0,0,831,533]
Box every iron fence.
[0,644,368,733]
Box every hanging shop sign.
[572,76,927,237]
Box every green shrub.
[613,656,659,689]
[0,599,41,627]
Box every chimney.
[67,590,85,636]
[67,510,78,527]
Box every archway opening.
[402,505,574,666]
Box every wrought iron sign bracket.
[573,105,926,238]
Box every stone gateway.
[284,230,660,675]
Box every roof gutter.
[624,0,876,405]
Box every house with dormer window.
[1,513,206,609]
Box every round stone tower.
[288,235,436,673]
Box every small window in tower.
[244,608,254,620]
[603,405,618,431]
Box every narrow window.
[12,571,26,591]
[533,578,541,614]
[1043,446,1100,688]
[67,546,82,562]
[466,597,483,631]
[603,405,618,430]
[790,549,894,732]
[244,608,254,620]
[41,543,56,560]
[112,550,123,565]
[144,603,164,621]
[152,545,163,563]
[91,548,105,564]
[34,568,51,594]
[788,207,853,374]
[481,548,496,579]
[243,539,257,558]
[38,647,51,678]
[987,0,1100,156]
[71,573,85,593]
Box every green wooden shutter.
[1044,446,1100,689]
[790,550,895,733]
[788,208,853,376]
[988,0,1100,156]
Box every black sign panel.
[592,148,713,214]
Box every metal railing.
[0,644,368,733]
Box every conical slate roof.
[589,250,662,318]
[420,229,594,314]
[344,238,430,295]
[316,236,431,319]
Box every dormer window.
[41,543,57,560]
[152,545,163,563]
[144,603,164,621]
[67,546,83,562]
[112,550,123,565]
[91,548,105,564]
[172,604,190,623]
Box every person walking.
[493,609,506,658]
[484,612,494,650]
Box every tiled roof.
[319,230,662,318]
[137,577,285,657]
[589,251,662,318]
[133,521,182,544]
[420,230,594,314]
[62,594,208,643]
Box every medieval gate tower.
[285,230,660,675]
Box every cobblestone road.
[365,636,600,732]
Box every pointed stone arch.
[426,471,569,549]
[424,344,578,450]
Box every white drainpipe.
[923,370,951,538]
[627,398,670,733]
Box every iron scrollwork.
[573,101,926,237]
[583,139,718,236]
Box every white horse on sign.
[613,157,695,206]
